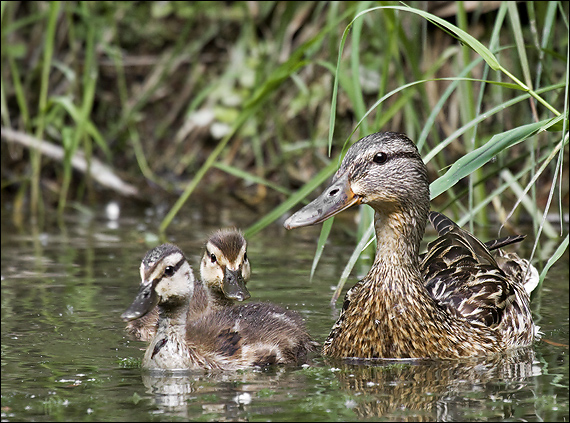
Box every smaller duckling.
[200,228,251,307]
[121,243,318,371]
[125,229,251,341]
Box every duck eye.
[164,266,175,277]
[373,152,388,164]
[210,253,217,263]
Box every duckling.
[121,243,318,370]
[125,229,251,341]
[284,131,538,359]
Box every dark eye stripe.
[153,256,186,286]
[170,257,186,274]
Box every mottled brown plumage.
[125,229,252,341]
[121,242,318,370]
[284,131,538,359]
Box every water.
[1,200,568,421]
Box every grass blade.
[430,118,557,200]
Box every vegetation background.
[1,1,568,284]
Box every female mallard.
[121,243,318,370]
[125,229,252,341]
[284,131,538,359]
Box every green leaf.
[50,96,111,159]
[309,218,334,282]
[430,118,552,200]
[380,5,501,70]
[538,234,569,285]
[213,162,292,196]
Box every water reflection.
[137,347,540,421]
[140,366,304,420]
[326,348,539,421]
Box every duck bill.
[284,171,360,229]
[222,268,251,301]
[120,282,159,322]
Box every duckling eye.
[210,253,217,263]
[373,152,388,164]
[164,266,175,277]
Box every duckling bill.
[284,131,538,360]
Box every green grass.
[1,1,568,292]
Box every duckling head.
[121,243,195,322]
[200,229,251,302]
[284,132,430,230]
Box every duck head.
[121,243,195,322]
[284,132,430,230]
[200,229,251,302]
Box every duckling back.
[180,302,319,370]
[140,282,318,371]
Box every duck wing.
[420,212,515,328]
[419,212,525,261]
[424,211,538,294]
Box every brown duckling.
[284,131,538,359]
[125,229,252,341]
[121,243,318,370]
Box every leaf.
[538,234,569,285]
[213,162,292,196]
[380,5,501,70]
[430,118,551,200]
[50,96,111,159]
[309,218,334,283]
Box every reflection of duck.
[140,366,292,417]
[285,131,539,359]
[125,229,252,341]
[121,243,318,370]
[329,348,537,421]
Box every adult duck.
[284,131,538,359]
[125,229,252,341]
[121,243,318,370]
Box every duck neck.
[157,296,190,329]
[370,206,427,281]
[208,291,234,309]
[189,279,211,316]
